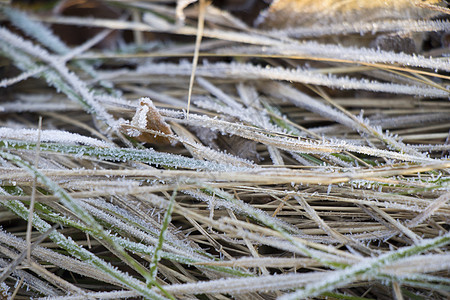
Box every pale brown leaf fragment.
[257,0,444,28]
[123,97,175,145]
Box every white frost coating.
[137,101,150,129]
[0,127,111,148]
[269,19,450,38]
[219,40,450,72]
[136,62,448,98]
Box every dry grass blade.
[186,0,207,117]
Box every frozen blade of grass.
[196,77,243,110]
[82,199,184,251]
[269,19,450,38]
[195,188,302,235]
[262,82,355,129]
[162,265,446,296]
[222,41,450,72]
[193,97,263,130]
[131,122,257,167]
[0,65,47,88]
[211,221,355,265]
[149,190,176,282]
[2,7,69,54]
[35,290,139,300]
[267,146,284,165]
[72,198,249,278]
[2,161,450,190]
[367,205,421,244]
[383,254,450,275]
[164,271,325,295]
[0,140,248,172]
[160,110,435,162]
[135,62,448,97]
[235,83,282,132]
[184,138,256,167]
[261,102,336,166]
[0,42,115,141]
[0,128,112,148]
[161,268,449,296]
[196,256,319,269]
[376,273,450,293]
[0,151,167,299]
[158,255,450,296]
[279,232,450,300]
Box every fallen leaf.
[124,97,175,145]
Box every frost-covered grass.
[0,1,449,299]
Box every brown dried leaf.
[124,98,175,145]
[257,0,444,28]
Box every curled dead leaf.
[122,97,176,145]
